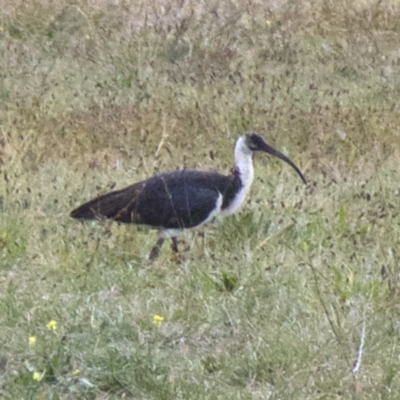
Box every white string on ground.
[352,319,366,373]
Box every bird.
[70,132,306,260]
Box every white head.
[235,132,307,184]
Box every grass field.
[1,0,400,398]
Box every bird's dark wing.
[130,170,231,229]
[70,170,236,229]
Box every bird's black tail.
[70,185,138,223]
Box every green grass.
[1,0,400,398]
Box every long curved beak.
[260,142,307,184]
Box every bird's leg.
[149,238,165,260]
[169,236,183,263]
[171,237,178,253]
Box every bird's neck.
[220,138,254,216]
[234,139,254,190]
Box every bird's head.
[241,132,307,184]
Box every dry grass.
[1,0,400,398]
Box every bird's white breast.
[221,136,254,216]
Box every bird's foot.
[170,251,183,263]
[149,238,165,261]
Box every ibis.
[70,132,306,259]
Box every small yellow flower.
[46,320,57,330]
[72,369,80,375]
[302,241,309,251]
[32,372,42,381]
[29,336,36,345]
[153,315,164,325]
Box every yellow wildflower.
[46,320,57,330]
[32,372,42,381]
[72,369,80,375]
[29,336,36,345]
[153,315,164,325]
[302,241,309,251]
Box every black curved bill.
[260,142,307,184]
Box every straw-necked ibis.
[70,132,306,259]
